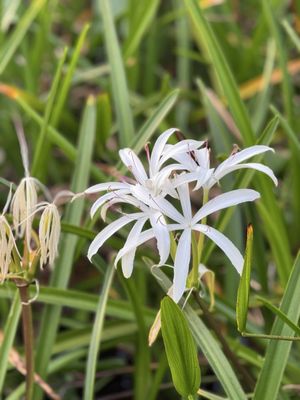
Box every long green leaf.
[50,24,90,127]
[31,48,68,177]
[0,0,46,75]
[84,262,115,400]
[0,292,21,393]
[183,0,254,146]
[33,97,96,400]
[97,0,135,146]
[161,296,200,398]
[236,224,253,333]
[256,296,300,336]
[152,267,246,400]
[253,253,300,400]
[123,0,160,59]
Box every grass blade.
[97,0,135,146]
[0,0,46,75]
[253,253,300,400]
[33,96,96,400]
[84,261,115,400]
[31,48,68,178]
[0,292,21,393]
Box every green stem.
[189,188,209,288]
[18,283,34,400]
[241,332,300,341]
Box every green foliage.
[161,296,200,398]
[0,0,299,398]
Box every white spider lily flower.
[171,145,277,190]
[38,203,61,269]
[166,183,260,302]
[11,176,38,248]
[86,128,204,206]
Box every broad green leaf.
[161,296,200,398]
[151,267,245,399]
[253,252,300,400]
[0,0,46,75]
[33,97,96,400]
[84,262,115,400]
[236,224,253,333]
[97,0,135,146]
[0,292,21,393]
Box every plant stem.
[18,282,34,400]
[193,291,255,392]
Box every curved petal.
[85,182,129,194]
[192,189,260,224]
[149,212,170,265]
[193,224,243,274]
[159,139,204,169]
[119,148,148,184]
[118,217,148,278]
[150,128,178,176]
[90,189,130,218]
[177,182,192,221]
[213,162,278,186]
[114,228,155,265]
[215,145,274,174]
[173,228,191,303]
[87,213,143,260]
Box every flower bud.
[0,215,17,282]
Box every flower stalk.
[17,282,35,400]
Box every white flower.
[86,128,204,277]
[171,145,278,190]
[166,182,260,302]
[38,203,61,269]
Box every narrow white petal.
[150,128,178,176]
[119,148,148,184]
[215,145,274,175]
[173,229,191,303]
[85,182,129,194]
[90,189,130,218]
[131,185,184,223]
[114,228,155,265]
[169,150,198,171]
[193,224,243,274]
[87,214,142,260]
[192,189,260,224]
[159,139,204,168]
[177,182,192,220]
[119,217,148,278]
[149,212,170,265]
[213,163,278,186]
